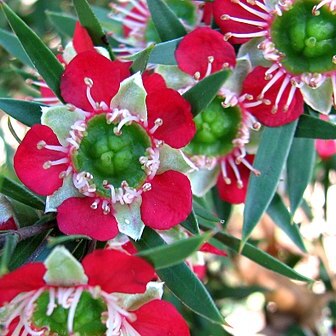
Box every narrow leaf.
[209,232,311,282]
[0,28,33,67]
[193,199,222,224]
[0,175,45,210]
[242,121,298,245]
[181,210,200,234]
[46,11,76,37]
[73,0,114,59]
[0,98,43,126]
[0,234,19,276]
[136,232,210,269]
[183,70,231,116]
[135,228,225,325]
[149,38,181,65]
[267,193,306,252]
[1,2,64,100]
[147,0,187,41]
[130,44,155,73]
[287,138,315,215]
[295,114,336,139]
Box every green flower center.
[185,97,242,157]
[271,0,336,74]
[33,291,107,336]
[72,114,151,198]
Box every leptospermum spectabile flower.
[213,0,336,125]
[14,50,195,241]
[164,27,260,203]
[0,246,190,335]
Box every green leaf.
[73,0,114,59]
[1,2,64,100]
[267,193,307,252]
[193,198,222,224]
[0,28,33,67]
[136,232,210,269]
[0,175,45,210]
[135,228,225,324]
[209,232,311,282]
[242,121,298,246]
[149,38,181,65]
[295,114,336,139]
[47,235,90,248]
[286,138,315,215]
[46,11,76,37]
[146,0,187,41]
[181,210,200,234]
[0,234,19,276]
[183,70,231,116]
[130,44,155,73]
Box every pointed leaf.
[0,28,33,67]
[295,114,336,139]
[134,228,225,324]
[181,210,200,234]
[242,121,298,245]
[0,98,43,127]
[193,199,222,224]
[286,138,315,215]
[183,70,231,116]
[135,232,211,269]
[0,234,19,276]
[1,2,64,100]
[267,193,307,252]
[129,44,155,73]
[46,11,76,37]
[0,175,45,210]
[149,38,182,65]
[208,232,311,282]
[147,0,187,41]
[73,0,114,59]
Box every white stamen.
[67,287,83,334]
[149,118,163,134]
[43,157,69,169]
[221,14,268,26]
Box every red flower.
[315,115,336,160]
[14,51,195,241]
[0,248,190,335]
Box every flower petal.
[14,125,68,196]
[141,171,192,230]
[142,73,167,94]
[61,50,130,112]
[175,27,236,79]
[242,66,304,127]
[213,0,268,44]
[0,263,46,306]
[82,249,155,294]
[199,242,227,257]
[146,88,195,148]
[57,197,119,241]
[217,155,255,204]
[73,22,94,53]
[131,300,190,336]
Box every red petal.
[242,67,304,127]
[83,250,155,294]
[202,3,213,25]
[146,88,195,148]
[192,265,206,280]
[213,0,269,44]
[0,263,46,306]
[217,154,255,204]
[61,51,131,112]
[73,22,94,53]
[200,242,227,256]
[142,73,167,94]
[14,125,68,196]
[316,139,336,160]
[57,197,119,241]
[121,241,138,255]
[141,171,192,230]
[131,300,190,336]
[0,218,17,230]
[175,27,236,79]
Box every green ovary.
[185,97,242,157]
[72,114,151,198]
[33,291,107,336]
[271,0,336,74]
